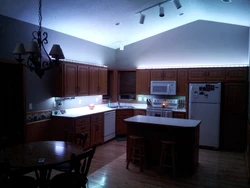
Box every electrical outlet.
[29,103,32,110]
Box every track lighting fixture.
[135,0,182,24]
[174,0,182,9]
[159,6,164,17]
[139,13,145,24]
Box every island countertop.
[124,115,201,128]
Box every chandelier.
[12,0,65,78]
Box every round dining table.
[0,141,84,188]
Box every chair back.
[65,130,88,149]
[74,145,96,178]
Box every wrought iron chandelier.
[12,0,65,78]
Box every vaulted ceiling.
[0,0,249,49]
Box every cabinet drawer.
[75,124,90,132]
[75,116,90,126]
[91,113,103,122]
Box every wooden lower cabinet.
[90,113,104,145]
[116,109,134,136]
[173,111,186,119]
[25,120,51,143]
[134,109,146,116]
[75,116,91,150]
[51,113,104,149]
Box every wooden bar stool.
[159,140,176,177]
[126,135,145,172]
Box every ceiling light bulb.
[139,14,145,24]
[159,6,164,17]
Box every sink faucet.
[117,101,120,107]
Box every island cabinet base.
[126,122,200,177]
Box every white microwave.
[150,80,176,95]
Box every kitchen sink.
[109,105,134,109]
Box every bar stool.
[159,140,176,177]
[126,135,145,172]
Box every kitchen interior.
[0,0,250,186]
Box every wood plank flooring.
[86,139,249,188]
[28,139,249,187]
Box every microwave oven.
[150,80,176,95]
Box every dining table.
[0,140,84,188]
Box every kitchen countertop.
[124,115,200,128]
[52,103,186,118]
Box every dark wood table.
[0,141,84,187]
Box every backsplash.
[26,111,52,123]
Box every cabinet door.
[116,109,133,136]
[164,69,177,80]
[89,66,99,95]
[177,69,188,96]
[64,63,78,97]
[151,69,164,80]
[134,109,146,116]
[173,112,186,119]
[77,64,89,96]
[98,67,107,95]
[226,67,248,81]
[206,68,225,81]
[91,121,104,145]
[90,114,104,145]
[220,83,248,151]
[136,69,151,94]
[188,68,206,81]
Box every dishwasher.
[104,110,116,142]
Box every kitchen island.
[124,115,201,177]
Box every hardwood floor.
[86,139,249,188]
[27,139,249,187]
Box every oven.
[146,98,177,118]
[146,108,173,117]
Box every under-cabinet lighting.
[137,64,249,69]
[62,59,107,68]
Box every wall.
[0,15,249,112]
[116,20,249,69]
[0,15,116,111]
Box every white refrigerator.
[188,83,221,148]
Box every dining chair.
[47,131,88,180]
[49,145,97,188]
[0,158,38,188]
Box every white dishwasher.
[104,110,116,142]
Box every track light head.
[174,0,182,9]
[139,13,145,24]
[159,6,164,17]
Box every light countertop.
[124,115,201,128]
[52,103,186,118]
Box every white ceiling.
[0,0,249,50]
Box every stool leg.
[126,139,133,169]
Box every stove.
[146,98,177,118]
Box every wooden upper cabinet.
[188,68,225,81]
[151,69,177,80]
[89,66,107,95]
[77,64,89,96]
[177,69,188,96]
[225,67,248,81]
[136,69,151,94]
[64,63,78,97]
[54,62,89,97]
